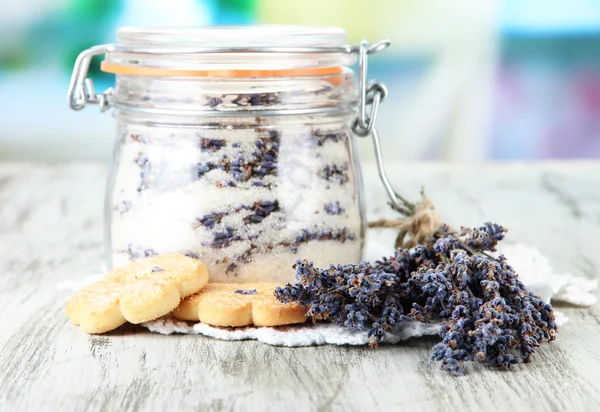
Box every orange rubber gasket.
[101,62,343,78]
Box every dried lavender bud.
[268,129,281,141]
[134,153,150,192]
[234,289,257,295]
[115,200,133,215]
[311,129,346,146]
[122,245,158,260]
[324,201,345,215]
[196,200,280,232]
[196,211,226,229]
[293,228,355,245]
[204,226,242,249]
[151,266,164,272]
[197,163,212,177]
[232,92,281,107]
[275,222,557,375]
[125,244,139,260]
[243,200,280,224]
[207,96,222,108]
[185,252,200,260]
[197,136,278,182]
[200,138,226,152]
[459,222,505,252]
[318,164,349,184]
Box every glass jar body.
[105,74,365,283]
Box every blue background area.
[1,0,599,160]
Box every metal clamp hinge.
[351,40,389,137]
[350,40,407,214]
[67,45,113,112]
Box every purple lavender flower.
[134,154,150,192]
[197,210,230,230]
[292,228,355,246]
[243,200,280,224]
[318,164,349,184]
[207,96,222,108]
[197,163,212,177]
[460,222,506,252]
[232,92,280,107]
[200,138,226,152]
[268,129,281,141]
[205,226,241,249]
[274,223,557,376]
[311,129,346,146]
[197,137,278,183]
[324,201,345,215]
[122,245,157,260]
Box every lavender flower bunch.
[275,223,557,375]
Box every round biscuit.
[66,281,127,334]
[120,279,181,324]
[66,253,210,333]
[172,293,203,321]
[171,282,307,327]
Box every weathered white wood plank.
[1,162,599,412]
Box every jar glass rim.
[103,25,356,74]
[116,25,348,49]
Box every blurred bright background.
[1,0,600,162]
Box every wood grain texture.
[1,161,599,412]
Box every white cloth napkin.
[139,242,595,346]
[59,242,596,346]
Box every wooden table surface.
[1,161,600,412]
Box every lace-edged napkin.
[59,241,596,347]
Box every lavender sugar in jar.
[67,26,392,284]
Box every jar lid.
[101,25,356,77]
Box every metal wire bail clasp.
[351,40,408,215]
[67,45,113,112]
[352,40,389,137]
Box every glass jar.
[68,26,395,284]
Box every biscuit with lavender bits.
[171,282,307,327]
[66,253,209,333]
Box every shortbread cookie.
[66,254,209,334]
[172,282,307,327]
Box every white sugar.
[109,114,362,283]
